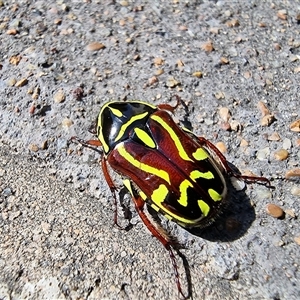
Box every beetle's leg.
[132,195,188,300]
[157,95,182,113]
[70,136,103,154]
[101,157,127,229]
[197,137,273,188]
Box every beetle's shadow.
[186,183,256,242]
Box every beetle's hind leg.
[131,194,189,300]
[197,137,273,188]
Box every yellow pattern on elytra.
[190,170,214,181]
[134,128,156,149]
[139,190,147,200]
[118,144,170,184]
[115,112,149,142]
[109,106,123,117]
[151,184,169,203]
[123,179,133,195]
[198,200,210,216]
[208,188,222,201]
[193,148,209,161]
[150,203,160,212]
[151,115,192,162]
[151,184,201,225]
[178,179,193,207]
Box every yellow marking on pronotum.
[115,112,149,142]
[193,148,209,161]
[208,188,222,201]
[151,115,192,162]
[178,179,193,207]
[118,144,171,184]
[109,106,123,117]
[151,184,169,203]
[190,170,214,181]
[198,200,210,216]
[134,128,156,149]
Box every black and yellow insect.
[72,97,271,299]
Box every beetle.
[71,96,272,299]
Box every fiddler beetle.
[71,96,272,299]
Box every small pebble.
[226,19,240,27]
[86,42,106,51]
[41,140,48,150]
[266,203,285,218]
[148,76,158,86]
[6,28,18,35]
[240,139,249,147]
[230,120,241,131]
[9,55,21,65]
[219,107,231,122]
[291,186,300,196]
[62,118,73,128]
[166,76,180,88]
[273,149,289,161]
[201,41,214,53]
[267,132,281,141]
[215,141,227,154]
[290,119,300,132]
[282,138,292,150]
[153,57,164,66]
[294,236,300,246]
[177,59,184,67]
[192,71,203,78]
[256,147,270,161]
[214,91,225,99]
[7,78,17,86]
[260,114,275,126]
[257,101,270,116]
[28,144,39,152]
[277,9,287,20]
[220,57,229,64]
[285,168,300,179]
[53,90,65,103]
[155,69,164,76]
[285,209,295,218]
[15,78,28,87]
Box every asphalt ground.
[0,1,299,299]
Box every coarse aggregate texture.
[0,0,300,299]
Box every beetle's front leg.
[70,136,103,154]
[197,137,273,188]
[101,157,128,229]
